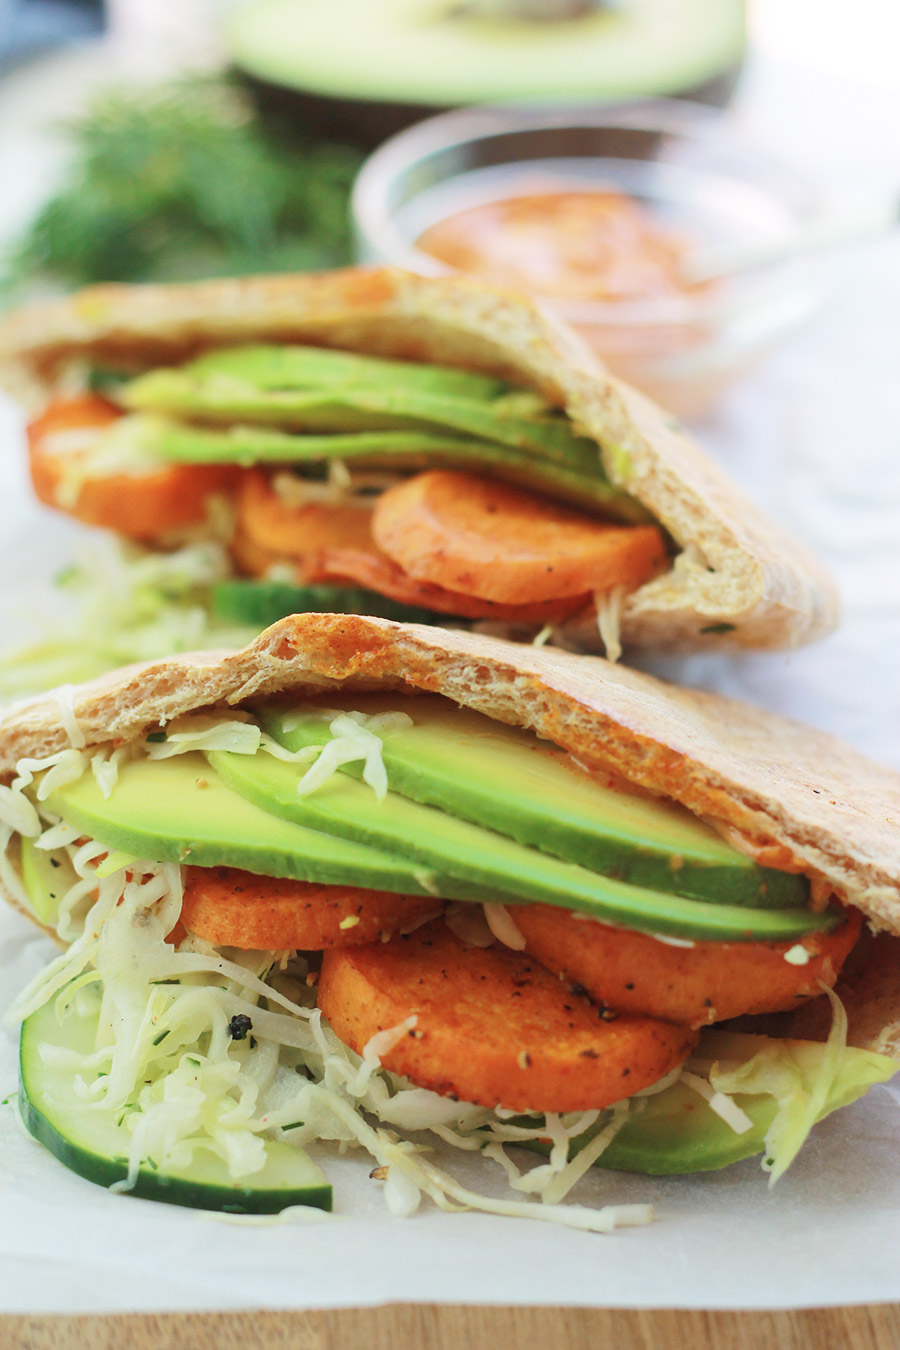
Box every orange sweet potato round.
[508,903,864,1028]
[235,469,375,568]
[371,470,668,604]
[310,547,590,622]
[317,918,697,1111]
[180,866,441,950]
[28,395,241,542]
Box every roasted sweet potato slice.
[28,395,241,542]
[372,470,668,604]
[235,468,375,567]
[509,903,863,1028]
[181,865,440,950]
[310,547,590,623]
[317,918,697,1111]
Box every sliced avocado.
[120,367,602,472]
[20,836,79,926]
[207,748,835,942]
[594,1080,776,1174]
[42,753,436,895]
[189,343,510,402]
[210,579,469,628]
[121,414,648,520]
[258,695,808,910]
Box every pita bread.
[0,267,838,654]
[1,615,897,1052]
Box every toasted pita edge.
[2,615,898,1052]
[0,267,838,653]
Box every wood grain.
[3,1305,900,1350]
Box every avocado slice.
[210,580,469,629]
[188,343,510,402]
[207,747,835,942]
[20,835,79,926]
[42,753,437,895]
[116,414,648,520]
[258,695,809,910]
[120,365,603,471]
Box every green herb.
[5,76,362,293]
[152,1030,170,1046]
[145,731,167,743]
[700,623,737,635]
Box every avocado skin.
[258,697,810,911]
[208,747,834,942]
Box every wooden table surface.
[4,1305,900,1350]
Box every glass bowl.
[352,101,824,420]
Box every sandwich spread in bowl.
[0,268,837,693]
[1,616,896,1226]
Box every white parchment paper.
[0,19,899,1314]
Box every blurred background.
[0,0,898,761]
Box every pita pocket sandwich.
[1,616,896,1223]
[0,268,837,688]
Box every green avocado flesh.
[210,579,467,628]
[20,836,78,924]
[207,746,832,942]
[189,343,510,401]
[122,415,642,518]
[123,369,602,470]
[109,342,651,525]
[259,696,808,910]
[43,754,438,896]
[41,704,831,940]
[19,993,331,1212]
[522,1028,896,1176]
[225,0,745,105]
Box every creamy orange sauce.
[418,189,698,304]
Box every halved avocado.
[227,0,747,145]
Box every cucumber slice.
[19,994,331,1213]
[210,578,467,628]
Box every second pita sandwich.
[0,267,837,686]
[1,617,895,1224]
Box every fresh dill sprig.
[4,75,363,293]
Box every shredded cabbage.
[595,586,626,664]
[294,711,413,801]
[5,823,656,1232]
[0,538,257,703]
[708,998,898,1184]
